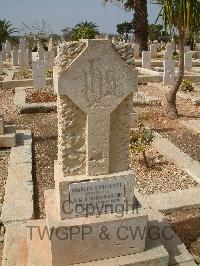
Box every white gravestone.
[5,40,12,58]
[11,48,18,67]
[18,49,29,71]
[164,44,173,60]
[38,46,45,61]
[19,38,27,52]
[142,51,151,69]
[2,43,6,61]
[51,46,57,58]
[132,43,140,59]
[163,59,175,86]
[44,51,54,71]
[0,53,3,74]
[184,46,190,53]
[184,51,193,72]
[150,44,157,59]
[32,60,46,88]
[171,38,176,51]
[32,52,39,62]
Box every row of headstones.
[0,46,56,76]
[142,44,193,86]
[131,42,163,60]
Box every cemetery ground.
[0,79,200,264]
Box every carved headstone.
[25,40,153,266]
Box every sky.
[0,0,161,34]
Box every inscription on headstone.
[69,178,125,216]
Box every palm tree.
[71,21,99,41]
[104,0,149,52]
[157,0,200,118]
[0,19,18,45]
[75,21,99,32]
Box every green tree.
[0,19,18,46]
[157,0,200,118]
[116,21,133,40]
[70,21,99,41]
[104,0,149,52]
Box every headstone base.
[26,219,169,266]
[33,189,148,265]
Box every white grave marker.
[11,48,18,67]
[184,51,193,72]
[142,51,151,69]
[32,60,46,88]
[163,59,175,86]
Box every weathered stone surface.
[54,39,138,177]
[26,218,169,266]
[2,221,28,266]
[42,188,148,265]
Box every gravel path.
[170,208,200,264]
[136,84,200,162]
[130,147,199,195]
[15,113,57,219]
